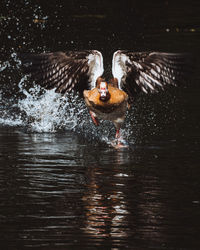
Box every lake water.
[0,1,200,249]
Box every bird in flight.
[20,50,188,148]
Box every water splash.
[17,78,80,132]
[0,88,23,127]
[0,61,10,72]
[0,75,119,143]
[0,76,139,146]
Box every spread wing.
[112,50,189,100]
[20,50,104,94]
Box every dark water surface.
[0,1,200,249]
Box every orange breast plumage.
[84,85,128,112]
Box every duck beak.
[100,88,107,99]
[99,87,109,101]
[98,82,110,101]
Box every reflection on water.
[82,164,130,246]
[0,129,200,249]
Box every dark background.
[0,0,200,249]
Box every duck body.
[83,83,128,130]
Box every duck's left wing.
[19,50,104,94]
[112,50,189,100]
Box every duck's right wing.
[19,50,104,94]
[112,50,189,100]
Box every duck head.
[96,77,110,102]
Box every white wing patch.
[112,50,131,89]
[87,50,104,89]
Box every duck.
[20,50,188,147]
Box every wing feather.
[19,50,104,94]
[112,50,190,99]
